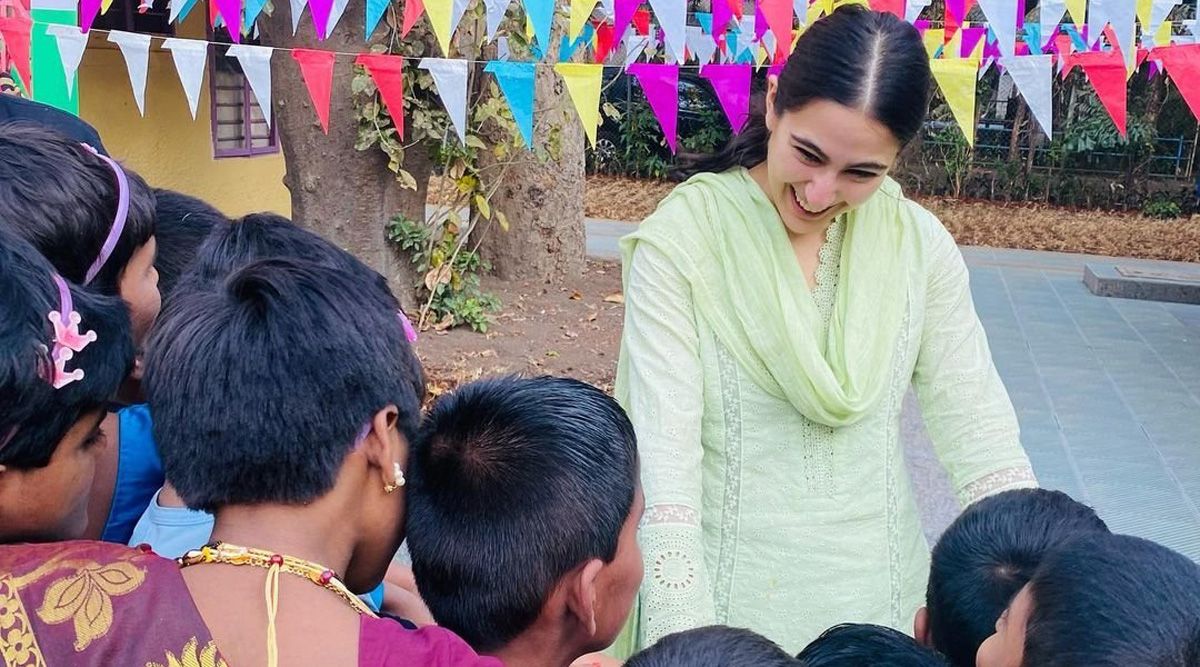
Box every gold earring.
[383,462,405,494]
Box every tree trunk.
[257,2,431,308]
[477,17,587,284]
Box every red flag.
[1154,44,1200,120]
[1063,46,1128,137]
[758,0,791,63]
[632,7,650,35]
[869,0,904,17]
[593,19,615,63]
[0,17,32,95]
[292,49,336,134]
[402,0,424,37]
[356,54,406,138]
[726,0,742,20]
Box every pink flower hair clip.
[45,274,97,389]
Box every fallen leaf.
[603,292,625,304]
[569,291,583,300]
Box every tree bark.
[257,2,431,308]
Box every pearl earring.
[383,462,405,494]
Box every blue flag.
[696,11,712,34]
[485,61,536,148]
[365,0,388,37]
[525,0,555,51]
[1023,23,1042,54]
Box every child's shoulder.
[358,615,503,667]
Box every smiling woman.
[612,4,1037,656]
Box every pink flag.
[81,0,102,33]
[869,0,904,17]
[1063,46,1128,136]
[402,0,424,36]
[753,0,768,43]
[713,0,731,45]
[215,0,241,42]
[960,26,986,58]
[628,63,680,153]
[1153,45,1200,120]
[307,0,334,38]
[356,54,406,138]
[613,0,638,48]
[0,17,31,94]
[759,0,791,63]
[292,49,336,133]
[700,62,751,134]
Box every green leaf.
[465,135,488,150]
[396,169,417,190]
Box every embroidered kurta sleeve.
[912,221,1037,505]
[622,242,717,645]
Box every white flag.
[686,25,716,67]
[162,38,208,120]
[226,44,274,127]
[45,24,87,98]
[1003,54,1054,138]
[290,0,308,35]
[419,58,470,145]
[977,0,1019,58]
[325,0,350,36]
[1089,0,1136,70]
[1038,0,1065,48]
[483,0,511,40]
[905,0,931,23]
[647,0,686,64]
[108,31,152,116]
[623,34,650,68]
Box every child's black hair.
[152,189,228,300]
[143,257,424,512]
[405,376,639,652]
[925,488,1109,667]
[797,624,949,667]
[1022,533,1200,667]
[0,123,155,293]
[0,228,134,468]
[625,626,798,667]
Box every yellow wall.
[77,13,291,217]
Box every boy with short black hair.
[798,623,948,666]
[976,532,1200,667]
[915,488,1109,667]
[624,626,797,667]
[406,376,644,667]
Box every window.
[209,30,277,157]
[91,0,173,35]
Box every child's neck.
[489,625,585,667]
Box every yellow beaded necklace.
[179,542,377,667]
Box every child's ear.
[361,405,405,483]
[566,559,606,638]
[913,606,931,647]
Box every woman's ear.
[765,76,779,133]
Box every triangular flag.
[325,0,352,37]
[400,0,424,35]
[1003,54,1054,137]
[419,58,469,144]
[525,0,555,50]
[81,0,102,32]
[686,26,716,66]
[923,29,945,58]
[700,62,751,133]
[425,0,455,55]
[594,20,615,62]
[0,17,31,94]
[613,0,639,49]
[483,0,510,40]
[1155,19,1173,47]
[214,0,241,41]
[696,11,712,34]
[1147,0,1177,40]
[1064,47,1127,135]
[290,0,308,35]
[365,0,388,37]
[356,54,405,137]
[623,34,650,67]
[570,0,597,41]
[946,0,975,23]
[759,0,793,63]
[961,26,987,59]
[599,0,614,19]
[632,7,651,34]
[929,57,979,145]
[1089,0,1137,72]
[870,0,905,17]
[713,0,732,44]
[726,0,742,20]
[1022,24,1042,54]
[627,63,680,153]
[108,31,152,116]
[292,49,336,134]
[45,24,87,98]
[1152,44,1200,119]
[484,61,536,148]
[227,44,274,127]
[977,0,1019,58]
[905,0,931,23]
[245,0,268,29]
[308,0,335,38]
[945,29,963,59]
[647,0,686,64]
[1039,0,1065,48]
[554,63,602,147]
[161,38,208,120]
[1064,0,1086,22]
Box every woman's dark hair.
[679,5,931,178]
[0,123,156,294]
[0,228,135,469]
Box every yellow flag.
[923,29,945,58]
[806,0,830,24]
[425,0,454,56]
[555,64,603,148]
[930,58,979,146]
[832,0,869,8]
[569,0,597,42]
[101,0,114,12]
[944,30,963,59]
[1156,19,1173,46]
[1137,0,1153,30]
[756,44,770,66]
[1064,0,1086,23]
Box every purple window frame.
[208,44,278,158]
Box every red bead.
[269,554,284,566]
[135,543,153,554]
[319,570,333,585]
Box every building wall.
[77,12,291,217]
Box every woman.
[615,6,1035,654]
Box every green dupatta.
[616,167,928,428]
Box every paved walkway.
[586,219,1200,560]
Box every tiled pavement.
[587,221,1200,560]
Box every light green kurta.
[617,169,1035,654]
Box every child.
[405,376,644,667]
[914,488,1109,667]
[0,228,134,543]
[151,188,229,301]
[976,532,1200,667]
[797,624,948,666]
[624,626,797,667]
